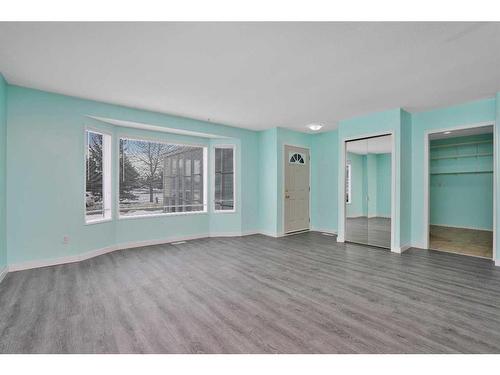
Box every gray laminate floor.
[1,231,500,353]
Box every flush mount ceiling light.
[444,131,452,134]
[307,123,323,131]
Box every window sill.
[118,210,208,220]
[85,217,113,226]
[213,209,237,214]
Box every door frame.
[282,143,311,235]
[423,121,496,261]
[339,131,397,252]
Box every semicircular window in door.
[289,152,306,165]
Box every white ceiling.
[1,22,500,132]
[347,135,392,155]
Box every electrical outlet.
[63,236,70,245]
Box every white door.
[284,145,310,233]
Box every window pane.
[221,173,234,210]
[86,131,104,221]
[214,147,235,211]
[119,139,205,217]
[215,148,222,173]
[222,148,233,172]
[215,173,222,201]
[185,156,191,176]
[193,159,201,175]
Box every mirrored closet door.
[345,134,392,249]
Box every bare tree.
[119,140,141,201]
[135,142,167,203]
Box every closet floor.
[429,225,493,259]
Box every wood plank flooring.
[1,231,500,353]
[430,225,493,259]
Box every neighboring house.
[163,147,204,213]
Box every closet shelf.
[431,152,493,161]
[430,140,492,149]
[430,170,493,175]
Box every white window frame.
[345,162,352,205]
[85,128,112,224]
[117,136,208,219]
[212,144,236,213]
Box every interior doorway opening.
[428,125,494,259]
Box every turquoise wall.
[0,75,6,270]
[410,98,496,248]
[430,133,493,231]
[2,77,500,267]
[6,85,260,266]
[258,128,278,235]
[310,130,338,233]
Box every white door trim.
[282,143,311,235]
[423,121,496,261]
[339,131,397,252]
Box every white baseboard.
[412,242,427,250]
[6,231,266,273]
[7,230,489,275]
[391,244,411,254]
[241,230,260,236]
[0,266,8,284]
[400,244,411,253]
[259,230,281,238]
[209,231,259,237]
[8,233,210,272]
[311,228,338,235]
[208,232,242,237]
[496,259,500,267]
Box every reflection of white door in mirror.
[345,163,351,204]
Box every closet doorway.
[344,134,393,249]
[428,125,494,259]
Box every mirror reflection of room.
[345,134,392,249]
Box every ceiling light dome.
[307,123,323,131]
